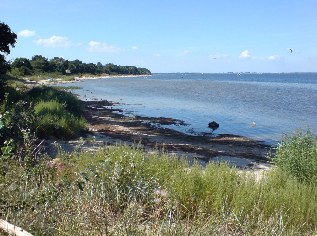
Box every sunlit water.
[61,73,317,144]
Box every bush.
[0,99,36,165]
[34,100,87,139]
[273,130,317,185]
[27,86,82,116]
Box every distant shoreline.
[36,74,151,85]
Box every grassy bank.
[0,82,87,163]
[1,142,316,235]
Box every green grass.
[34,100,87,139]
[27,86,83,116]
[272,130,317,185]
[1,145,316,235]
[1,83,86,153]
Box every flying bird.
[288,48,293,53]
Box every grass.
[34,100,87,139]
[1,145,316,235]
[272,130,317,185]
[27,86,83,116]
[30,87,87,139]
[1,83,87,149]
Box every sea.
[61,73,317,144]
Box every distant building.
[65,69,71,74]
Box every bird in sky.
[288,48,293,53]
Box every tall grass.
[1,145,316,235]
[28,86,87,139]
[27,86,82,116]
[272,130,317,185]
[34,100,87,139]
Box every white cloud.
[87,41,121,53]
[153,53,161,57]
[131,46,138,50]
[239,50,251,59]
[268,55,280,60]
[18,29,36,37]
[36,36,72,47]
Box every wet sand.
[77,100,273,170]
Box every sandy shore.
[37,74,151,85]
[45,99,273,172]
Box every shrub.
[272,130,317,185]
[27,86,82,116]
[0,99,37,167]
[34,100,87,139]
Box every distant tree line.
[9,55,151,76]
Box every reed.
[34,100,87,139]
[1,144,316,235]
[272,130,317,185]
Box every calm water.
[64,73,317,144]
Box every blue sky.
[2,0,317,73]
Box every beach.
[45,98,272,172]
[36,74,151,85]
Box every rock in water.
[208,121,219,131]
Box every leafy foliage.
[10,56,151,76]
[0,97,36,166]
[0,21,17,92]
[0,84,87,165]
[0,21,17,55]
[272,130,317,185]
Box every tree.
[11,57,33,76]
[0,22,17,99]
[0,22,17,75]
[0,22,17,55]
[30,55,49,73]
[49,57,67,74]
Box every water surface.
[62,73,317,144]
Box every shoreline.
[36,74,151,85]
[46,99,272,172]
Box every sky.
[1,0,317,73]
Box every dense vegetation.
[0,21,17,99]
[9,55,151,77]
[0,83,87,163]
[273,131,317,185]
[0,22,17,76]
[0,143,316,235]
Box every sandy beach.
[36,74,151,85]
[45,99,273,173]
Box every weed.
[272,130,317,185]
